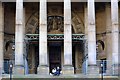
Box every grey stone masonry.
[0,1,4,78]
[38,0,49,75]
[111,0,119,75]
[63,0,74,74]
[87,0,99,74]
[14,0,25,74]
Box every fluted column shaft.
[87,0,99,74]
[14,0,25,74]
[63,0,74,74]
[38,0,49,74]
[111,0,119,75]
[0,1,4,77]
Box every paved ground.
[1,74,119,80]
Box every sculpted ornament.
[47,16,64,33]
[26,11,84,34]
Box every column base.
[13,65,24,75]
[37,65,49,75]
[62,65,74,74]
[87,65,99,75]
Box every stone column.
[84,3,88,74]
[23,8,28,75]
[0,1,4,78]
[14,0,24,74]
[37,0,49,74]
[84,3,88,53]
[111,0,119,75]
[119,12,120,76]
[105,3,112,75]
[84,3,88,39]
[87,0,99,74]
[63,0,74,74]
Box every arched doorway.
[26,8,85,74]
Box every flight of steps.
[2,74,119,80]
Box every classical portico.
[0,0,119,77]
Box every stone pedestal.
[87,65,99,75]
[37,65,49,75]
[62,65,74,74]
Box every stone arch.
[72,12,84,34]
[26,11,84,34]
[26,12,39,34]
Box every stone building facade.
[0,0,119,76]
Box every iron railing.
[25,34,85,41]
[82,59,118,76]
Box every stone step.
[1,74,119,80]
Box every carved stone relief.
[47,16,64,34]
[26,12,39,34]
[72,12,84,34]
[26,6,84,34]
